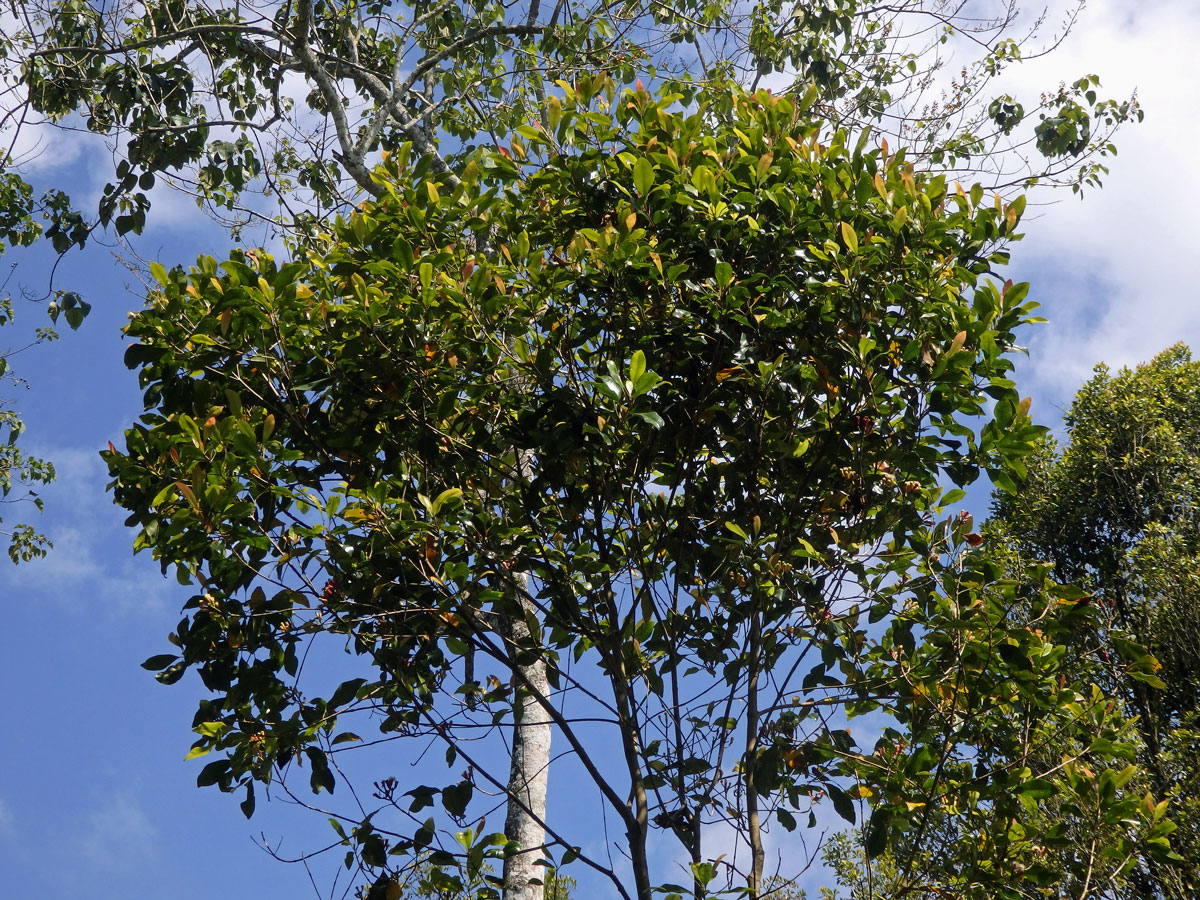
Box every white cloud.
[78,791,159,871]
[6,446,175,616]
[990,0,1200,409]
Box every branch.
[289,0,382,197]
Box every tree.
[988,344,1200,898]
[0,1,1147,897]
[105,83,1170,899]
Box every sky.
[1,1,1199,898]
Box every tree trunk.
[500,583,551,900]
[744,608,765,900]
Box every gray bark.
[499,590,551,900]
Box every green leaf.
[407,785,438,812]
[629,349,646,384]
[176,414,202,447]
[156,663,187,685]
[633,157,655,195]
[865,807,890,859]
[776,808,797,831]
[430,488,464,515]
[991,470,1017,494]
[196,759,230,787]
[306,747,336,793]
[632,409,664,428]
[690,861,718,888]
[442,781,473,817]
[796,82,820,113]
[413,817,436,849]
[1017,778,1056,800]
[939,488,967,507]
[827,783,856,823]
[329,677,367,708]
[240,783,256,819]
[1127,670,1167,689]
[714,261,734,289]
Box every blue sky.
[3,1,1200,897]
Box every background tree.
[987,344,1200,898]
[813,349,1200,899]
[105,83,1170,900]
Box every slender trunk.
[499,580,551,900]
[744,609,764,899]
[608,650,654,900]
[492,252,550,897]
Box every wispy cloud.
[5,445,176,616]
[78,791,159,871]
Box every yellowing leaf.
[840,221,858,253]
[756,151,774,180]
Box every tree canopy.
[989,344,1200,898]
[104,82,1171,899]
[0,0,1142,575]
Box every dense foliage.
[0,0,1142,580]
[989,345,1200,898]
[105,84,1169,899]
